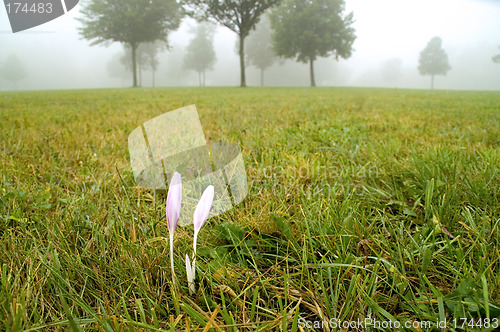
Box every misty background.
[1,0,499,90]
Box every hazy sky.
[1,0,499,90]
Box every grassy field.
[1,87,499,331]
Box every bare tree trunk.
[260,68,264,86]
[131,43,138,87]
[239,34,247,87]
[198,71,202,87]
[431,75,434,90]
[203,70,206,87]
[310,58,316,87]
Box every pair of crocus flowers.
[166,172,214,294]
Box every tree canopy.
[183,24,217,87]
[78,0,181,87]
[270,0,355,87]
[418,36,451,89]
[183,0,281,87]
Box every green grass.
[1,87,499,331]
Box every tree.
[121,42,163,87]
[381,58,403,87]
[107,53,130,86]
[184,0,281,87]
[183,23,217,87]
[245,15,276,86]
[493,45,500,63]
[78,0,181,87]
[1,54,27,88]
[165,44,189,86]
[141,42,162,87]
[270,0,355,87]
[120,44,148,86]
[418,36,451,90]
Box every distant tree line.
[79,0,499,90]
[78,0,357,88]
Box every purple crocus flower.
[186,185,214,294]
[166,172,182,281]
[193,185,214,254]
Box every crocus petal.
[166,172,182,234]
[193,185,214,234]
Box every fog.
[1,0,499,90]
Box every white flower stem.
[186,254,195,295]
[192,232,198,278]
[169,232,176,285]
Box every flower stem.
[169,232,176,285]
[192,232,198,279]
